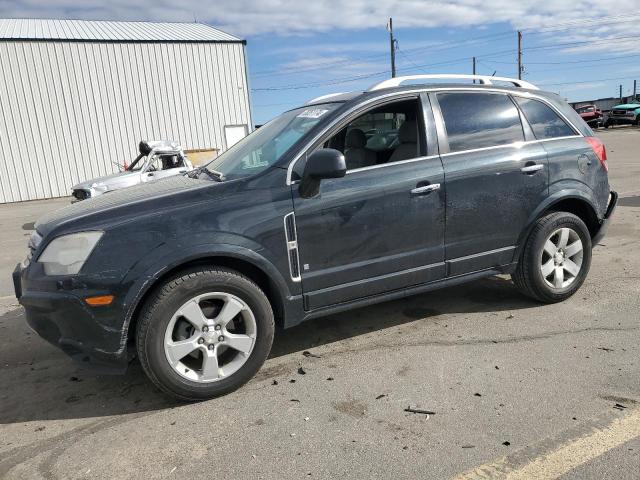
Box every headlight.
[38,232,103,275]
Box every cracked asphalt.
[1,127,639,479]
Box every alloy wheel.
[540,227,584,289]
[163,292,257,383]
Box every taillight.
[585,137,608,172]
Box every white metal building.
[0,19,252,203]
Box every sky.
[2,1,640,124]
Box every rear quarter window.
[437,92,524,152]
[514,97,576,139]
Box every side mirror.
[299,148,346,198]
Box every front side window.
[204,104,340,180]
[322,98,422,171]
[514,97,576,139]
[437,92,524,152]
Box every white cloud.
[1,0,638,38]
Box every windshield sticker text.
[297,109,329,119]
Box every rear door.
[431,90,549,275]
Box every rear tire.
[136,267,274,401]
[512,212,592,303]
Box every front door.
[291,96,446,310]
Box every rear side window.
[437,92,524,152]
[514,97,576,139]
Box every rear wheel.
[512,212,592,303]
[136,267,274,401]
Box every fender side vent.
[284,212,301,282]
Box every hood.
[612,104,640,110]
[37,175,211,237]
[72,171,137,191]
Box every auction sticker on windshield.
[297,109,329,119]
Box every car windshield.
[577,106,595,113]
[202,104,340,180]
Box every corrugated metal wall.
[0,40,251,203]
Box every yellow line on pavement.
[454,408,640,479]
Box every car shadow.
[0,276,537,424]
[269,275,536,358]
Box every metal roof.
[0,18,243,43]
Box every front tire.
[136,267,274,401]
[512,212,592,303]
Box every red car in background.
[575,105,602,128]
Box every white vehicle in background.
[71,140,193,201]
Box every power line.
[538,75,640,87]
[397,48,429,73]
[250,31,514,78]
[480,52,640,65]
[251,15,640,78]
[520,12,640,33]
[524,34,640,52]
[252,52,508,91]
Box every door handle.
[411,183,441,195]
[521,164,544,174]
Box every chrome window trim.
[345,155,440,175]
[285,87,583,185]
[438,135,582,158]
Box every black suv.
[14,75,617,401]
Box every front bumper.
[593,190,618,245]
[13,263,129,373]
[606,116,636,125]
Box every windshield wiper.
[187,166,226,182]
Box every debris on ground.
[69,376,81,382]
[302,350,321,358]
[34,426,45,432]
[474,393,482,397]
[297,367,306,375]
[597,347,614,352]
[506,313,514,319]
[290,399,300,402]
[289,379,296,383]
[326,377,334,381]
[376,394,386,400]
[502,441,511,446]
[495,366,499,370]
[304,417,310,421]
[614,403,627,410]
[404,406,435,415]
[272,380,278,385]
[461,445,475,449]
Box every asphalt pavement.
[0,127,639,479]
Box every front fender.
[118,240,294,349]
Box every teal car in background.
[604,102,640,128]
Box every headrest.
[345,128,367,148]
[398,121,417,144]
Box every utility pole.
[620,84,623,101]
[472,56,476,83]
[387,18,396,78]
[517,31,523,80]
[634,80,637,100]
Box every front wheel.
[136,267,274,401]
[512,212,592,303]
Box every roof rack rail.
[368,74,539,91]
[306,92,348,104]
